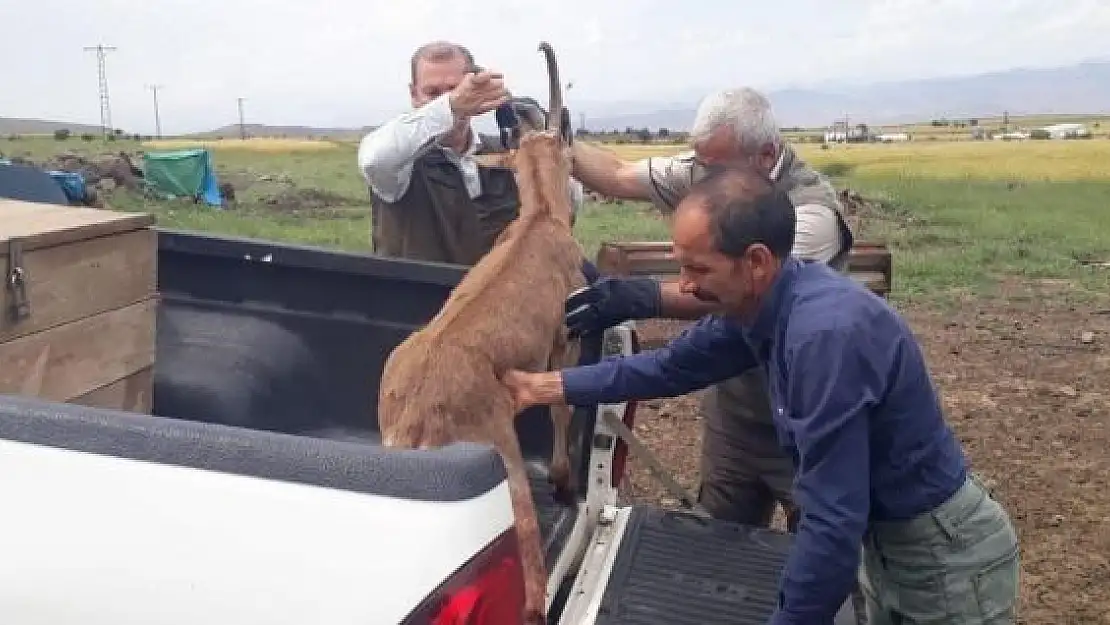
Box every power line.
[146,84,164,138]
[83,44,117,136]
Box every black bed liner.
[593,506,858,625]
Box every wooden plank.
[70,366,154,414]
[595,240,893,298]
[0,228,157,342]
[0,298,157,403]
[0,199,154,254]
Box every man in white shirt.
[357,40,584,266]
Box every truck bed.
[151,230,601,562]
[582,506,857,624]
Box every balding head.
[672,167,796,320]
[409,40,477,108]
[682,167,796,259]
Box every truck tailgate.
[560,505,858,625]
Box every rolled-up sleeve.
[631,151,699,214]
[771,321,878,624]
[357,93,457,203]
[561,315,757,406]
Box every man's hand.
[502,370,566,411]
[449,71,510,119]
[564,276,663,338]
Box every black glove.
[508,96,547,132]
[508,96,573,144]
[581,258,600,284]
[564,276,662,338]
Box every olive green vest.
[773,145,855,271]
[370,133,520,266]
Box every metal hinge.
[6,237,30,322]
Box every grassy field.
[6,133,1107,304]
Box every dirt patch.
[618,284,1110,624]
[838,187,922,234]
[260,186,360,217]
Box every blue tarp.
[46,170,89,204]
[0,162,72,206]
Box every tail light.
[610,327,642,489]
[401,528,526,625]
[611,399,638,489]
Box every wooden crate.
[0,198,158,412]
[595,240,893,298]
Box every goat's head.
[480,42,571,168]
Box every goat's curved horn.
[538,41,562,135]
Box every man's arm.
[770,320,879,625]
[357,93,458,203]
[560,314,757,406]
[570,141,648,201]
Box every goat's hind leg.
[491,389,551,625]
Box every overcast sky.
[3,0,1109,135]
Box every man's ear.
[747,244,776,282]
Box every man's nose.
[678,277,698,294]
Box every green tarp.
[142,148,223,207]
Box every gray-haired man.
[565,87,855,530]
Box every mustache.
[691,289,720,303]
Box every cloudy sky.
[3,0,1108,135]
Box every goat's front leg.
[491,390,550,625]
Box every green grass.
[6,136,1110,306]
[836,175,1110,304]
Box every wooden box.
[595,240,893,298]
[0,198,158,413]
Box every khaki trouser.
[697,367,799,529]
[861,475,1021,624]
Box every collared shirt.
[561,257,968,624]
[632,148,843,265]
[357,93,584,213]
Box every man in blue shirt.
[502,168,1021,624]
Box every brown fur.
[377,41,583,625]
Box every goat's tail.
[538,41,563,136]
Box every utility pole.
[146,84,164,138]
[237,97,246,140]
[83,44,117,137]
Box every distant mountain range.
[191,124,376,140]
[580,61,1110,131]
[0,117,105,136]
[3,61,1109,137]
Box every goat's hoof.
[523,607,547,625]
[552,481,577,505]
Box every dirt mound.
[263,187,353,212]
[41,151,142,191]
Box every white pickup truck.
[0,173,869,625]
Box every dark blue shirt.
[561,257,968,624]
